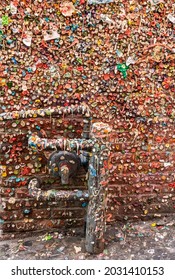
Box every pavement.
[0,217,175,260]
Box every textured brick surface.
[0,0,175,233]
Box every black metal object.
[48,151,81,185]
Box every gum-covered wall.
[0,0,175,233]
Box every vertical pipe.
[85,123,111,254]
[82,118,91,139]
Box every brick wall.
[0,0,175,234]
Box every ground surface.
[0,218,175,260]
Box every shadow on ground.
[0,218,175,260]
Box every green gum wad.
[2,15,9,25]
[117,63,129,79]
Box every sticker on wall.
[10,2,17,15]
[167,14,175,24]
[88,0,114,4]
[100,14,115,25]
[126,57,136,66]
[43,30,60,41]
[60,2,76,17]
[22,31,32,47]
[149,0,164,5]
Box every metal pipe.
[0,105,91,121]
[28,134,96,152]
[59,165,69,185]
[28,177,89,201]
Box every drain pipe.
[85,122,112,254]
[28,176,89,201]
